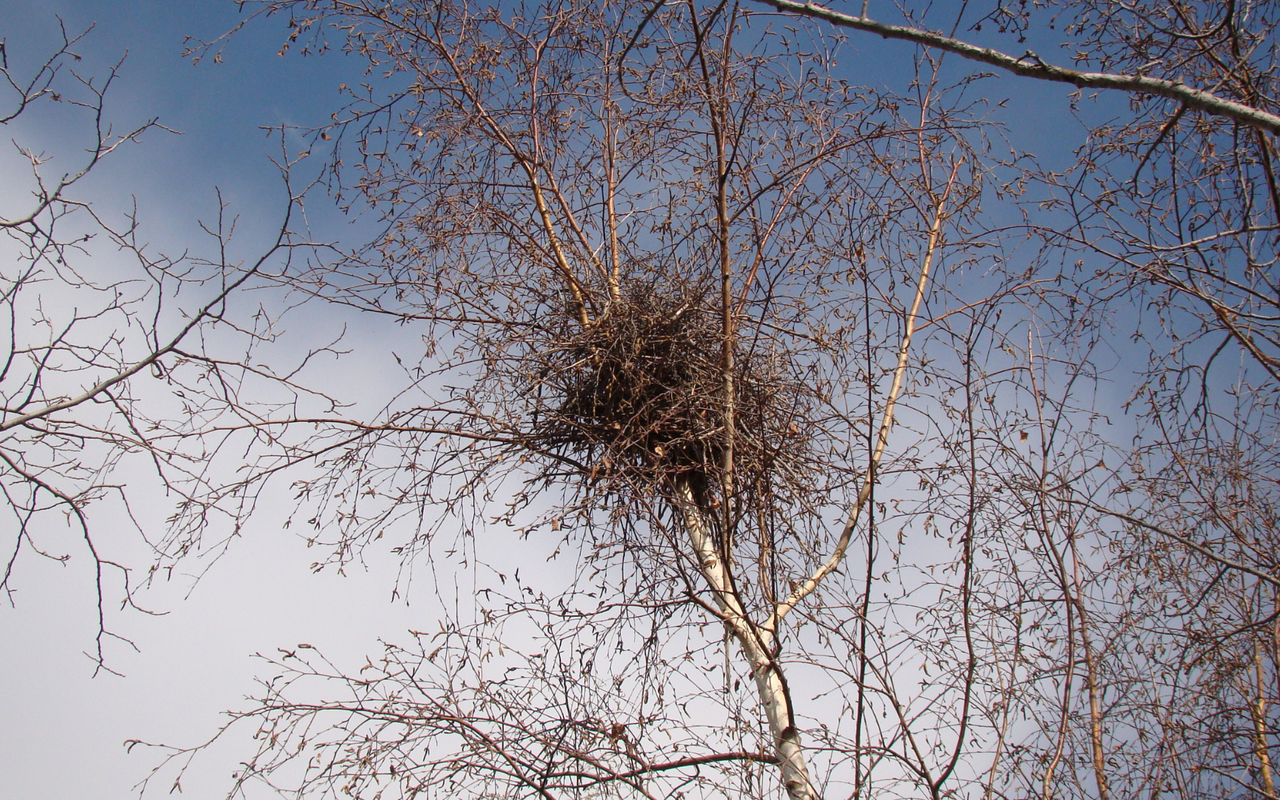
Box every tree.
[1,20,314,670]
[141,1,1011,797]
[16,1,1272,798]
[753,1,1280,798]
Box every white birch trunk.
[672,477,819,800]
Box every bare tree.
[754,1,1280,797]
[132,1,1030,797]
[1,21,318,670]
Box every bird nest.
[521,287,813,508]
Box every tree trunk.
[672,476,819,800]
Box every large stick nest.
[521,284,815,508]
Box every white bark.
[752,0,1280,136]
[672,477,819,800]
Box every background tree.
[756,1,1280,797]
[0,20,315,669]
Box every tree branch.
[770,159,961,630]
[752,0,1280,136]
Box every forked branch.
[770,159,962,629]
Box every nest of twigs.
[522,285,812,509]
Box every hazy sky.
[0,3,1103,798]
